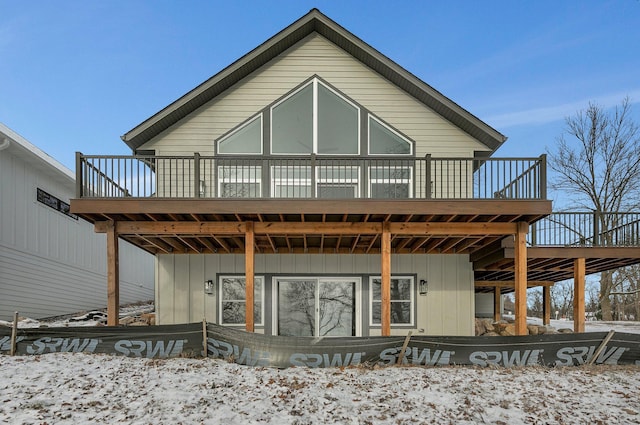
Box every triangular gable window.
[368,115,412,155]
[271,78,360,155]
[217,115,262,154]
[217,78,414,157]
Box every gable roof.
[121,9,507,153]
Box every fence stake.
[10,311,18,356]
[396,331,413,365]
[587,330,616,366]
[202,318,208,358]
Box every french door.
[275,277,359,336]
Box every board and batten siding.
[0,135,155,321]
[156,253,475,336]
[139,34,488,158]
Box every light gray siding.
[475,293,501,319]
[156,253,475,336]
[0,131,155,321]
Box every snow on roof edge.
[0,122,75,182]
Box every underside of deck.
[72,197,640,288]
[72,198,549,254]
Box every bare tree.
[611,265,640,320]
[551,280,574,320]
[547,97,640,320]
[527,287,544,318]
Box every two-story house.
[71,9,640,336]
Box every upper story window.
[368,115,412,155]
[217,116,262,154]
[271,78,360,155]
[215,76,414,158]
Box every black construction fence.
[1,323,639,368]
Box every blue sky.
[2,0,640,171]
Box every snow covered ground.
[1,316,639,424]
[1,353,639,424]
[511,315,640,334]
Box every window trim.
[270,165,362,198]
[219,275,265,327]
[216,114,263,155]
[367,114,413,156]
[270,165,312,198]
[369,276,415,327]
[270,78,361,156]
[316,165,360,198]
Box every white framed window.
[218,165,261,198]
[271,165,360,198]
[368,166,412,198]
[219,276,264,326]
[370,276,414,327]
[368,115,412,155]
[316,165,360,198]
[271,165,312,198]
[271,78,360,155]
[216,115,263,155]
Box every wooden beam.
[475,281,554,288]
[71,198,553,217]
[543,285,551,326]
[245,222,255,332]
[390,222,517,236]
[505,246,640,259]
[95,221,246,235]
[106,221,120,326]
[255,222,382,235]
[381,222,391,336]
[93,220,538,238]
[514,222,528,336]
[494,287,501,322]
[573,257,586,333]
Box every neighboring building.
[0,124,154,321]
[70,10,640,335]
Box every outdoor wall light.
[419,279,428,295]
[204,279,214,294]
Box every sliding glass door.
[276,278,358,336]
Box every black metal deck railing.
[530,212,640,247]
[75,153,547,200]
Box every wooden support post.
[381,222,391,336]
[493,287,502,322]
[106,220,120,326]
[245,221,255,332]
[10,311,18,356]
[573,257,586,333]
[202,319,208,357]
[514,222,528,335]
[543,284,551,326]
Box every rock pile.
[475,318,573,336]
[119,313,156,326]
